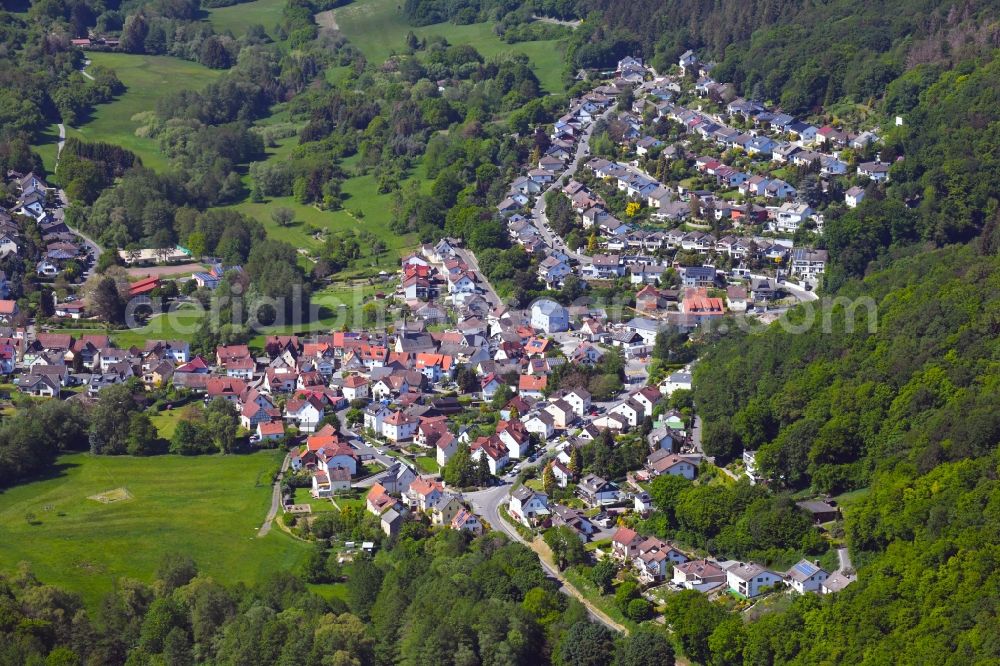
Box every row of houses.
[612,526,854,596]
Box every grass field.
[206,0,286,37]
[56,53,223,172]
[332,0,567,92]
[0,451,308,608]
[51,306,207,348]
[228,164,423,270]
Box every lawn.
[333,497,366,512]
[245,279,392,343]
[50,306,207,348]
[149,405,202,439]
[294,487,337,511]
[35,122,62,175]
[206,0,286,37]
[332,0,567,93]
[415,456,440,474]
[54,53,223,173]
[0,451,309,608]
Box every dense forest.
[0,531,672,665]
[572,0,1000,113]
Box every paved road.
[778,278,820,302]
[453,247,503,309]
[529,104,621,264]
[836,547,853,573]
[57,123,66,161]
[53,123,104,276]
[258,452,291,537]
[465,483,627,634]
[80,59,95,81]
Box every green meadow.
[206,0,287,37]
[331,0,568,92]
[60,53,223,172]
[0,451,308,608]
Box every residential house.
[857,161,890,181]
[726,286,748,312]
[786,559,830,594]
[679,266,717,288]
[544,399,575,429]
[518,374,548,399]
[646,451,698,479]
[436,431,459,467]
[311,466,352,498]
[383,410,418,442]
[791,248,828,278]
[634,537,688,583]
[796,500,841,523]
[451,508,483,535]
[576,474,620,507]
[284,396,325,433]
[672,559,727,591]
[611,526,645,561]
[364,403,390,434]
[609,399,645,428]
[821,572,856,595]
[509,486,550,527]
[406,477,445,512]
[341,375,370,401]
[634,491,653,515]
[727,562,782,598]
[550,460,573,487]
[470,435,509,475]
[524,411,555,439]
[430,494,463,526]
[845,185,865,208]
[550,505,596,541]
[538,256,572,287]
[530,299,569,333]
[480,373,504,401]
[381,508,406,537]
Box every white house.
[383,410,418,442]
[786,559,830,594]
[845,186,865,208]
[726,562,782,598]
[436,432,458,467]
[661,371,692,395]
[576,474,620,507]
[562,388,592,417]
[509,486,550,527]
[646,451,698,479]
[364,403,390,434]
[609,399,644,428]
[341,375,369,401]
[284,396,324,433]
[524,411,555,439]
[530,299,569,334]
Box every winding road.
[465,483,628,634]
[53,116,104,273]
